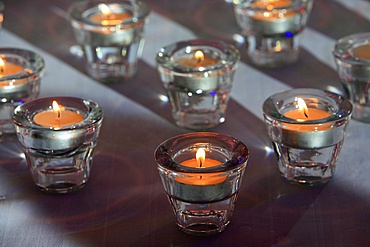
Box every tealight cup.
[155,132,249,235]
[13,97,104,193]
[333,32,370,123]
[68,0,150,83]
[262,88,352,185]
[156,39,240,130]
[0,48,44,141]
[233,0,314,67]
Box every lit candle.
[33,100,84,129]
[0,57,25,77]
[176,50,218,68]
[176,148,225,186]
[283,97,332,132]
[251,0,297,34]
[171,49,223,91]
[89,3,132,26]
[0,57,30,94]
[352,43,370,60]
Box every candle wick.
[57,111,61,118]
[0,67,3,74]
[304,110,308,118]
[199,159,203,168]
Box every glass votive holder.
[333,32,370,123]
[68,0,150,83]
[12,97,104,193]
[233,0,314,67]
[154,132,249,236]
[156,39,240,130]
[0,48,45,141]
[262,88,352,185]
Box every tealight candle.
[171,49,222,91]
[175,148,225,186]
[352,43,370,60]
[89,3,132,26]
[0,57,25,77]
[251,0,297,34]
[283,97,332,132]
[33,100,84,129]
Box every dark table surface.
[0,0,370,246]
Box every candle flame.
[297,98,309,119]
[196,148,206,168]
[52,100,61,118]
[99,3,111,16]
[194,50,205,64]
[0,57,4,74]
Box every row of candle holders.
[0,0,369,236]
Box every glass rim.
[0,48,45,82]
[68,1,150,28]
[156,39,240,73]
[262,88,353,124]
[13,96,104,131]
[333,32,370,64]
[154,132,249,173]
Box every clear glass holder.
[233,0,314,67]
[262,88,352,185]
[333,32,370,123]
[156,39,240,130]
[0,48,44,141]
[155,132,249,235]
[68,0,150,83]
[13,97,103,193]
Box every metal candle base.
[263,88,352,185]
[13,97,103,193]
[155,132,249,235]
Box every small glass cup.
[154,132,249,235]
[13,97,104,193]
[333,32,370,123]
[156,39,240,130]
[0,48,45,141]
[233,0,314,67]
[262,88,352,185]
[68,0,150,83]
